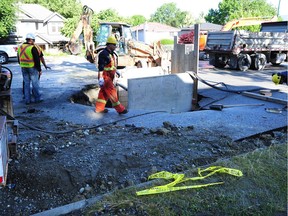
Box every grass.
[85,143,287,216]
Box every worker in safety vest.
[95,35,128,114]
[22,43,51,97]
[18,33,43,104]
[272,71,287,85]
[34,44,51,70]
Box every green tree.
[205,0,277,31]
[149,3,193,27]
[0,0,17,38]
[96,9,123,22]
[129,15,146,26]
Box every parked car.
[0,44,18,64]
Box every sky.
[80,0,287,20]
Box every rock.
[40,145,57,155]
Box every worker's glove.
[116,70,121,78]
[98,78,104,87]
[45,66,51,70]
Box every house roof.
[17,3,65,22]
[131,22,180,32]
[181,23,223,31]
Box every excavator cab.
[95,22,133,56]
[94,22,165,69]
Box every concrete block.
[128,73,194,113]
[117,66,168,109]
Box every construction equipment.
[220,16,278,31]
[179,16,278,60]
[204,21,288,71]
[66,5,95,63]
[93,21,167,69]
[209,103,264,111]
[0,65,18,186]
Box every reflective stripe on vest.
[103,54,116,71]
[18,44,34,68]
[34,44,43,56]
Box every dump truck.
[204,21,288,71]
[93,21,166,69]
[178,16,277,60]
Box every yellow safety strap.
[136,166,242,196]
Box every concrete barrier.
[128,73,194,113]
[117,66,169,108]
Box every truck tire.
[253,53,266,70]
[238,54,251,71]
[0,52,8,64]
[214,55,227,68]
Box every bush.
[160,39,174,45]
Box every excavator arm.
[221,16,278,31]
[67,5,95,63]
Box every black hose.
[0,108,166,135]
[187,71,264,94]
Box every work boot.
[95,109,109,113]
[119,109,128,115]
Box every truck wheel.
[214,56,226,68]
[238,54,251,71]
[253,53,266,70]
[0,52,8,64]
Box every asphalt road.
[4,55,288,141]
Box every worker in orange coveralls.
[95,35,128,114]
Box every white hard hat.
[26,33,36,40]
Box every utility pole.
[277,0,281,17]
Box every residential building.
[131,22,180,44]
[16,3,69,51]
[178,23,223,37]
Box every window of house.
[50,22,63,34]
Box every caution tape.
[136,166,243,196]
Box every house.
[131,22,180,44]
[16,3,69,51]
[178,23,223,37]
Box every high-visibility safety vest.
[34,44,43,56]
[18,44,34,68]
[103,54,117,71]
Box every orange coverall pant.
[95,70,126,113]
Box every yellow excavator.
[93,21,165,68]
[67,5,167,68]
[66,5,95,63]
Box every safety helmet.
[106,36,117,45]
[26,33,36,40]
[272,73,281,85]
